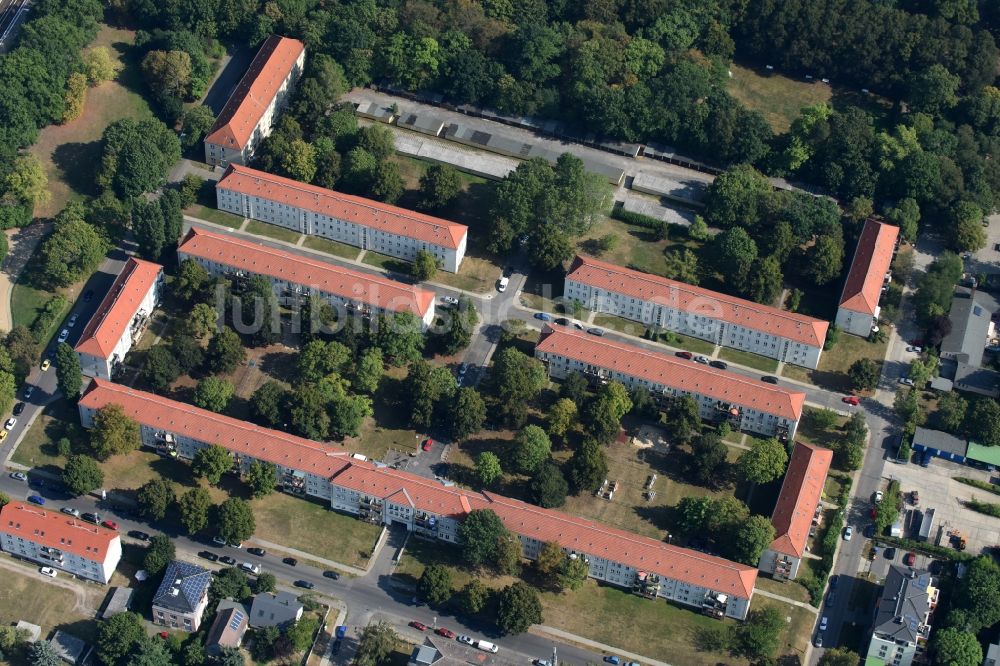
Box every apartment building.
[758,442,833,581]
[203,36,305,167]
[177,227,436,328]
[0,501,121,584]
[865,565,938,666]
[564,255,827,369]
[74,258,163,380]
[152,560,213,632]
[77,380,758,620]
[836,219,900,337]
[215,164,468,272]
[534,326,805,440]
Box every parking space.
[885,457,1000,554]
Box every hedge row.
[30,295,68,343]
[965,498,1000,519]
[873,535,975,562]
[955,477,1000,497]
[802,476,853,605]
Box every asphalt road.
[1,249,130,468]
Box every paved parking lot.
[883,457,1000,554]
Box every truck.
[475,640,499,654]
[918,508,935,542]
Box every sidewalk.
[531,625,673,666]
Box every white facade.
[216,186,467,273]
[0,528,121,584]
[757,549,803,581]
[178,249,436,329]
[564,278,823,369]
[537,348,799,440]
[835,305,878,337]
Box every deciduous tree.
[497,582,543,635]
[217,497,255,545]
[207,326,245,374]
[448,387,486,439]
[62,454,104,496]
[142,535,175,575]
[193,376,234,413]
[513,424,552,473]
[246,460,278,498]
[97,612,145,666]
[178,487,212,534]
[849,358,880,391]
[459,579,490,615]
[737,437,788,485]
[411,249,438,281]
[418,164,462,212]
[417,563,453,606]
[932,627,982,666]
[476,451,503,486]
[137,478,175,521]
[529,461,569,508]
[89,404,140,460]
[55,342,81,398]
[458,509,506,566]
[192,444,232,485]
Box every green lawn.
[665,332,717,356]
[782,332,888,391]
[795,408,849,450]
[592,314,653,339]
[432,255,501,293]
[10,398,79,472]
[245,219,302,244]
[727,63,833,133]
[361,251,412,275]
[10,283,72,346]
[0,567,101,647]
[576,215,674,277]
[184,203,244,229]
[301,236,362,260]
[718,347,780,373]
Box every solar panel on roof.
[229,611,245,630]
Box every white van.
[239,562,261,575]
[475,640,498,654]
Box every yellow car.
[40,359,50,372]
[0,430,7,441]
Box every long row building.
[77,379,758,620]
[216,164,469,272]
[535,325,805,440]
[564,255,828,369]
[177,227,436,328]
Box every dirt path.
[0,555,100,616]
[0,222,50,333]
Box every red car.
[101,520,119,530]
[842,396,860,406]
[674,351,693,360]
[435,627,456,639]
[409,621,427,631]
[903,552,916,566]
[422,439,433,452]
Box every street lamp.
[667,533,673,544]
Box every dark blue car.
[27,495,45,505]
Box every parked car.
[920,452,931,467]
[674,351,692,360]
[220,556,237,566]
[0,430,7,441]
[435,627,456,639]
[904,552,916,566]
[534,661,552,666]
[9,472,26,481]
[323,570,340,580]
[248,547,266,556]
[81,513,100,524]
[843,526,854,541]
[884,547,896,560]
[497,277,509,292]
[554,318,570,326]
[40,359,50,372]
[238,562,261,575]
[4,418,16,431]
[67,314,78,328]
[458,363,468,377]
[198,551,219,562]
[128,530,150,541]
[83,290,94,302]
[422,439,434,452]
[294,580,315,589]
[829,575,838,589]
[101,520,119,531]
[39,567,57,578]
[906,346,923,353]
[12,402,24,416]
[441,296,459,306]
[603,657,621,665]
[57,329,69,344]
[874,490,884,503]
[534,312,552,321]
[457,635,474,645]
[814,635,823,648]
[27,495,45,506]
[819,617,828,631]
[408,621,427,631]
[709,360,728,370]
[212,536,226,546]
[694,355,709,364]
[898,377,914,386]
[842,396,860,406]
[283,557,298,566]
[23,386,33,399]
[586,328,605,336]
[760,376,779,384]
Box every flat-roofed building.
[77,380,758,620]
[0,501,121,584]
[74,258,163,380]
[564,255,827,369]
[216,164,468,272]
[177,227,436,328]
[758,442,833,581]
[204,36,305,167]
[836,219,899,337]
[534,326,805,440]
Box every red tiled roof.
[178,228,434,318]
[567,255,828,347]
[839,219,900,315]
[217,164,468,250]
[78,380,354,479]
[535,326,805,421]
[0,501,120,562]
[74,258,163,359]
[204,36,305,151]
[79,381,757,601]
[768,442,833,558]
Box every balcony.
[282,471,306,495]
[632,571,660,599]
[129,311,151,343]
[701,591,728,619]
[713,402,742,425]
[359,497,383,523]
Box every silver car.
[57,329,69,343]
[61,507,81,517]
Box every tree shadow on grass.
[51,141,103,198]
[258,350,298,384]
[633,504,680,534]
